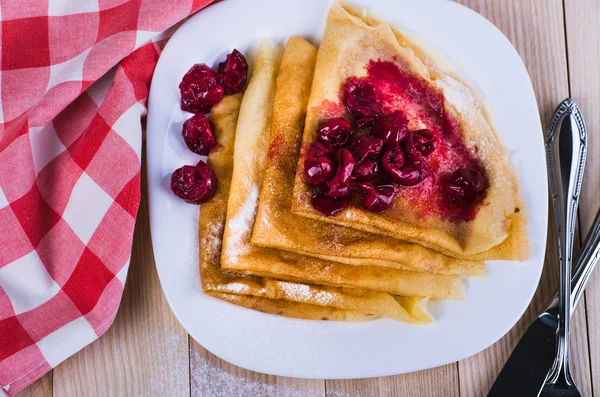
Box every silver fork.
[541,98,587,396]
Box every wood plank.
[325,364,459,397]
[190,338,325,397]
[453,1,592,396]
[16,373,52,397]
[564,0,600,395]
[52,155,190,397]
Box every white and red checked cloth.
[0,1,213,395]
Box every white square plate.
[147,0,547,378]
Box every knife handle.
[544,98,587,385]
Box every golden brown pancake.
[200,54,433,323]
[250,39,484,278]
[290,3,530,260]
[213,292,376,322]
[219,37,464,302]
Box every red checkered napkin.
[0,1,212,395]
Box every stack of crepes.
[198,2,529,324]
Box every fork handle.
[544,98,587,387]
[572,209,600,308]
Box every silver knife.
[488,98,591,397]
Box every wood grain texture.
[190,338,325,397]
[326,364,459,397]
[16,373,52,397]
[51,157,190,397]
[565,0,600,395]
[454,1,592,396]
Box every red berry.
[355,116,378,129]
[354,182,395,213]
[182,113,216,155]
[412,129,438,157]
[216,49,248,94]
[372,111,410,149]
[317,118,353,147]
[304,156,335,185]
[344,78,383,119]
[319,148,355,198]
[444,168,486,208]
[179,64,224,113]
[346,135,383,162]
[170,161,218,204]
[307,141,335,158]
[311,194,350,216]
[381,147,427,186]
[353,157,380,181]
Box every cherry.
[311,194,350,216]
[304,156,335,185]
[319,179,350,198]
[381,148,405,182]
[216,49,248,94]
[319,148,355,198]
[307,141,334,158]
[333,148,355,184]
[444,168,486,208]
[412,129,438,157]
[381,146,428,186]
[372,111,409,149]
[170,161,218,204]
[179,64,224,113]
[346,135,383,162]
[344,78,383,119]
[355,116,378,129]
[354,182,395,213]
[317,118,353,147]
[181,113,216,155]
[353,157,380,181]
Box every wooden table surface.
[18,1,600,396]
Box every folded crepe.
[219,37,464,304]
[200,52,431,323]
[290,3,530,260]
[249,43,483,278]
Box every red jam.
[181,113,216,155]
[363,60,487,221]
[306,59,488,221]
[171,161,218,204]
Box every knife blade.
[488,99,594,397]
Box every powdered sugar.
[314,290,335,305]
[202,223,223,255]
[280,282,312,300]
[224,185,259,263]
[190,345,380,397]
[218,282,251,294]
[191,348,316,397]
[280,282,336,306]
